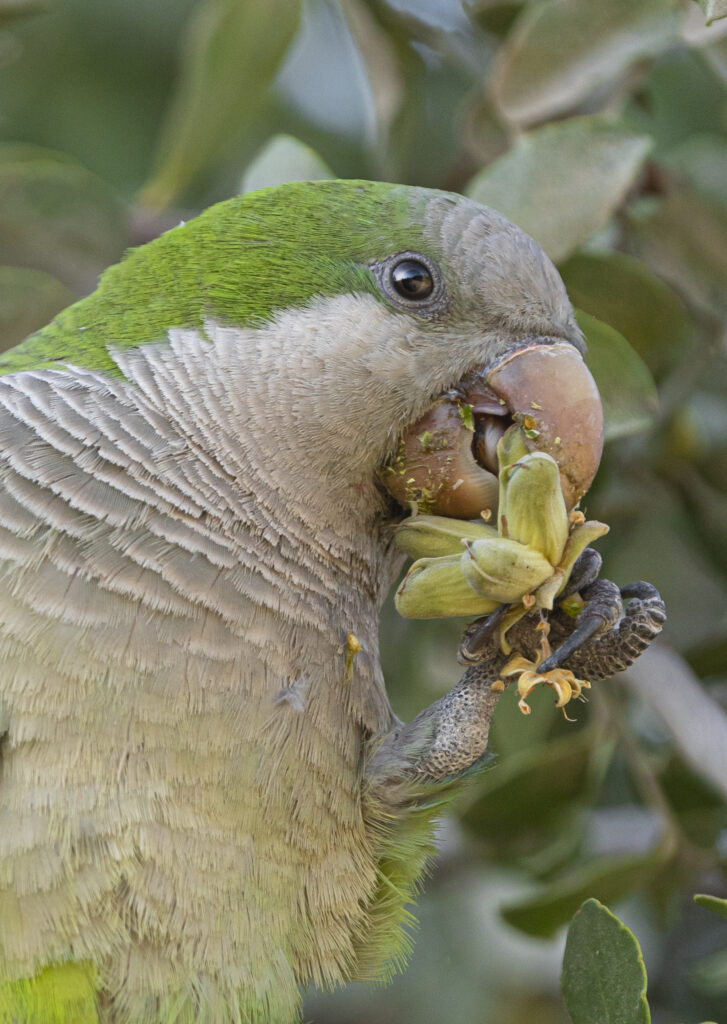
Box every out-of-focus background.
[2,0,727,1020]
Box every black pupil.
[391,259,434,300]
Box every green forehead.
[0,180,451,377]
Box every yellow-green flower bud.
[556,519,610,587]
[498,451,569,565]
[460,538,553,604]
[395,514,498,559]
[496,423,530,474]
[395,554,500,619]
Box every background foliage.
[2,0,727,1021]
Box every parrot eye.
[374,251,445,311]
[391,259,434,300]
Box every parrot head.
[2,180,602,544]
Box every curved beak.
[482,341,603,510]
[381,339,604,518]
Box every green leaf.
[627,189,727,318]
[466,117,652,263]
[0,152,127,293]
[0,266,74,351]
[502,845,669,937]
[461,727,610,839]
[240,134,333,194]
[575,311,658,442]
[694,893,727,920]
[492,0,681,125]
[694,0,727,25]
[141,0,301,207]
[561,899,650,1024]
[560,251,688,377]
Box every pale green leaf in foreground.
[467,117,652,263]
[694,0,727,25]
[694,893,727,919]
[562,899,650,1024]
[141,0,301,208]
[240,135,333,194]
[492,0,682,125]
[576,310,658,441]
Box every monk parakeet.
[0,181,665,1024]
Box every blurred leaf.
[240,134,333,193]
[628,189,727,318]
[474,2,524,39]
[675,463,727,575]
[141,0,301,207]
[658,754,727,848]
[0,142,75,164]
[502,844,670,938]
[492,0,682,126]
[560,251,689,377]
[561,899,650,1024]
[695,893,727,920]
[0,0,46,23]
[696,0,727,25]
[0,152,127,293]
[665,133,727,208]
[461,727,611,838]
[0,266,73,350]
[624,647,727,801]
[489,679,562,758]
[668,393,727,464]
[385,37,479,187]
[624,50,727,160]
[688,947,727,999]
[467,117,652,262]
[599,482,727,652]
[0,2,198,194]
[341,0,403,157]
[576,310,659,442]
[276,0,377,146]
[461,93,510,168]
[688,636,727,678]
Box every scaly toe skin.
[550,581,666,682]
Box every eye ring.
[374,251,446,313]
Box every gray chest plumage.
[0,340,393,1022]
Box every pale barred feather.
[0,333,395,1023]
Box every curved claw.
[538,578,622,673]
[457,605,508,666]
[546,580,666,681]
